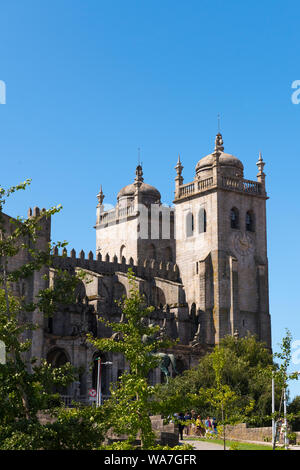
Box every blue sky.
[0,1,299,398]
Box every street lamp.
[95,357,112,407]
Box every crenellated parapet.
[51,248,181,282]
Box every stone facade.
[4,132,271,402]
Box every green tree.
[272,329,300,448]
[288,396,300,431]
[154,334,275,425]
[87,269,173,449]
[198,346,254,450]
[0,180,91,449]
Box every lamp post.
[96,357,112,407]
[272,372,275,450]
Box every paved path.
[181,439,227,450]
[182,439,300,451]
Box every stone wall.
[224,423,300,443]
[106,415,179,447]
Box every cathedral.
[6,132,272,404]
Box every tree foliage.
[0,180,91,449]
[154,334,276,425]
[88,269,173,449]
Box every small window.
[199,208,207,233]
[186,212,194,237]
[246,211,255,232]
[230,208,239,229]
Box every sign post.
[88,388,97,404]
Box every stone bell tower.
[173,133,271,348]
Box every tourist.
[196,415,204,436]
[184,411,192,435]
[178,412,185,440]
[212,417,218,435]
[205,416,212,435]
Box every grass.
[183,436,274,450]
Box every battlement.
[51,247,180,283]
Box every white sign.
[0,341,6,364]
[88,388,97,398]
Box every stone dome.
[195,133,244,178]
[117,182,161,201]
[195,151,244,173]
[117,165,161,203]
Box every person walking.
[205,416,212,435]
[196,415,204,436]
[212,417,218,435]
[178,412,185,441]
[184,411,192,436]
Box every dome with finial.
[117,165,161,204]
[195,133,244,179]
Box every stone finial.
[175,154,183,177]
[88,251,94,261]
[134,164,144,188]
[97,252,102,261]
[174,154,184,198]
[27,208,32,218]
[214,132,224,153]
[53,246,59,256]
[79,250,85,260]
[97,185,105,205]
[256,151,266,176]
[70,248,76,259]
[62,247,67,257]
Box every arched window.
[246,211,255,232]
[120,244,126,261]
[186,212,194,237]
[198,208,207,233]
[46,348,70,394]
[190,303,196,319]
[230,207,239,229]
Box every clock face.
[233,232,255,256]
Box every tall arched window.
[246,211,255,232]
[186,212,194,237]
[198,208,207,233]
[230,207,239,229]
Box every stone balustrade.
[175,174,263,201]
